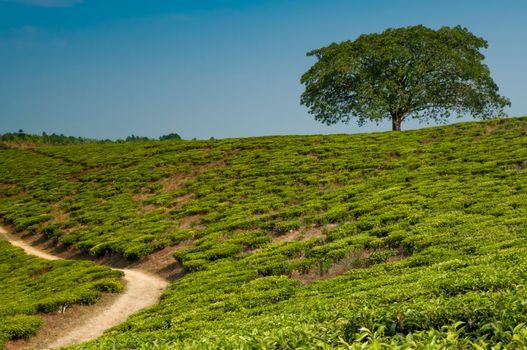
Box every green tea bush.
[0,315,42,341]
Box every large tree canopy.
[300,25,510,131]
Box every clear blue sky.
[1,0,525,140]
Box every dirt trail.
[0,226,168,350]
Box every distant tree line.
[0,130,97,145]
[0,130,184,146]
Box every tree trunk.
[391,112,404,131]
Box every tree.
[159,133,182,141]
[125,135,150,142]
[300,25,510,131]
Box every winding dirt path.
[0,226,168,349]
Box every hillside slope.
[1,117,527,348]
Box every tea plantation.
[0,241,123,347]
[1,117,527,348]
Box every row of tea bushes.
[0,240,123,347]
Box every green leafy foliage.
[1,117,527,348]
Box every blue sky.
[1,0,526,140]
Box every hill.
[1,117,527,348]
